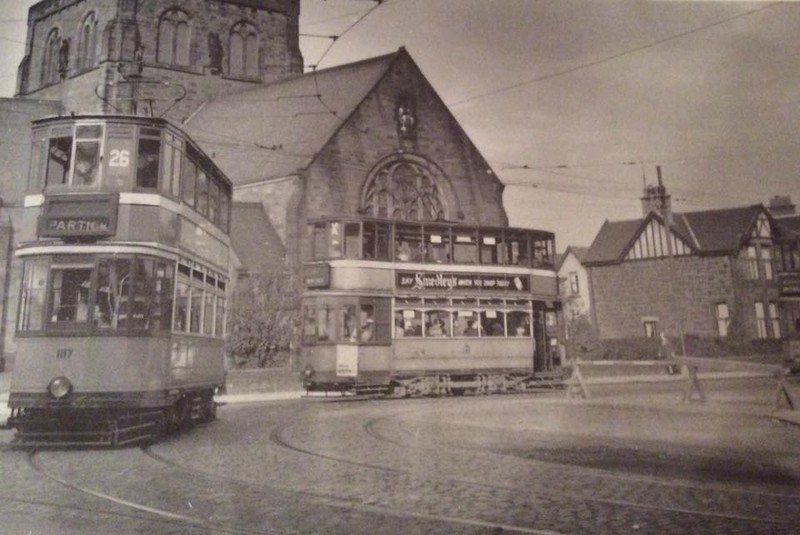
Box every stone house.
[583,183,800,360]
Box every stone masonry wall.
[590,255,733,340]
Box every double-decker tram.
[6,115,232,446]
[300,219,563,396]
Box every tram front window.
[50,267,92,323]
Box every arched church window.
[229,22,259,78]
[77,12,97,70]
[41,29,61,85]
[361,158,446,222]
[157,10,191,66]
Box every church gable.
[316,49,507,227]
[624,216,693,261]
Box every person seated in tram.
[463,320,480,337]
[396,241,411,261]
[427,318,446,337]
[361,319,374,342]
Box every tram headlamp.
[48,376,72,399]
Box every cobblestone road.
[1,377,799,534]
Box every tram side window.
[362,222,391,260]
[95,259,132,329]
[453,231,477,263]
[508,310,531,336]
[151,261,174,331]
[425,310,451,337]
[196,171,209,216]
[174,265,191,332]
[50,267,92,324]
[506,233,530,266]
[344,223,361,259]
[341,304,357,343]
[136,130,161,189]
[454,311,480,337]
[426,228,451,263]
[17,259,49,331]
[181,158,197,208]
[480,232,500,264]
[190,269,205,333]
[480,310,506,337]
[396,224,423,262]
[396,309,422,337]
[215,279,226,337]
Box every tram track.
[26,449,273,535]
[265,403,799,532]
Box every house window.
[755,302,767,339]
[761,246,773,280]
[569,272,579,294]
[746,246,759,279]
[157,10,191,66]
[715,303,729,337]
[78,13,97,70]
[643,321,658,338]
[229,22,259,78]
[769,302,781,339]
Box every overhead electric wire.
[447,3,779,108]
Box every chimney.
[767,195,796,218]
[641,165,672,220]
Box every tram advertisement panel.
[396,270,530,293]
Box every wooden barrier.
[564,359,677,400]
[674,356,796,411]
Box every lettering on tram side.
[396,271,530,292]
[55,348,73,360]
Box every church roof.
[184,50,401,186]
[584,204,769,266]
[229,202,285,275]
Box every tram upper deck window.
[505,231,530,266]
[426,226,451,263]
[396,224,423,262]
[532,235,554,267]
[43,124,104,188]
[480,231,502,264]
[362,221,391,260]
[136,128,161,189]
[344,222,361,258]
[453,230,477,263]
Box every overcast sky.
[1,0,798,248]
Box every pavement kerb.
[3,371,799,428]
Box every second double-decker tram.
[300,218,562,396]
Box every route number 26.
[108,149,130,168]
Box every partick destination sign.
[396,270,530,292]
[38,193,119,238]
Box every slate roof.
[229,202,285,275]
[184,50,400,186]
[584,204,770,266]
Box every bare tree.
[226,267,300,368]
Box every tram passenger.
[361,319,374,342]
[463,320,480,337]
[427,319,445,337]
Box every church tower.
[15,0,303,123]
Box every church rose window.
[361,157,446,222]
